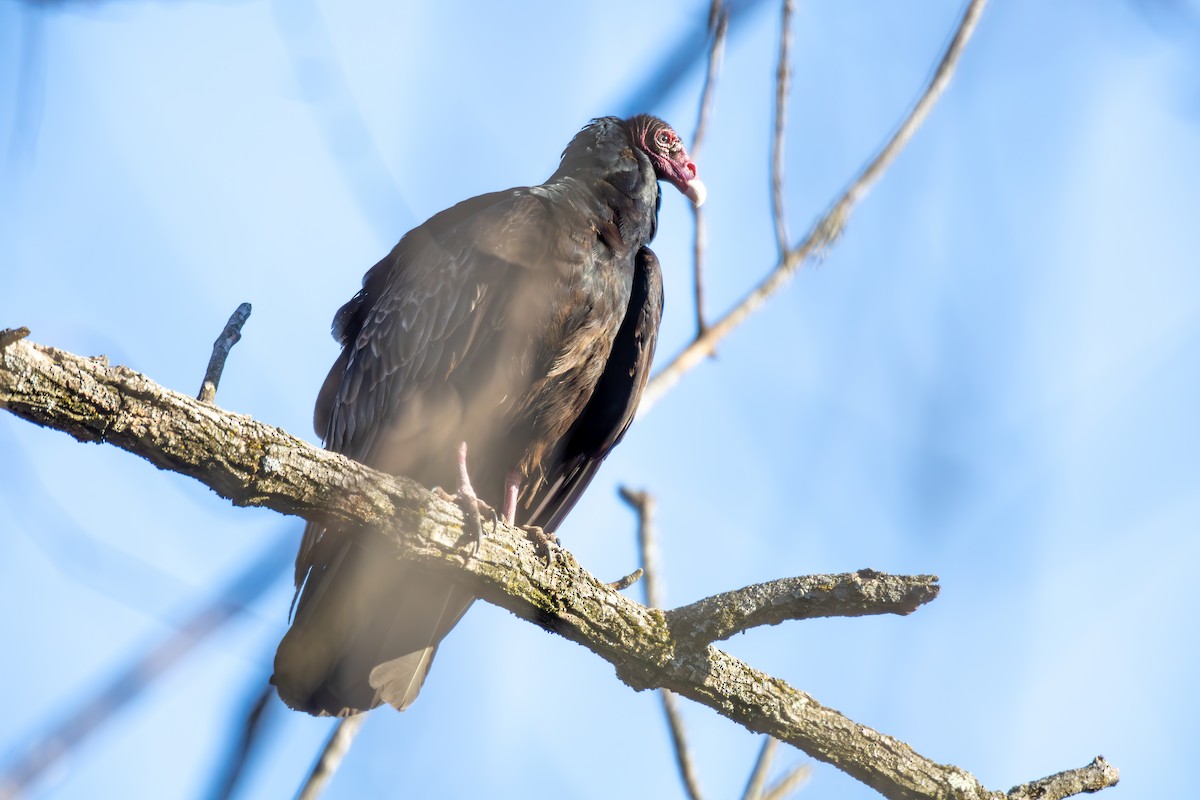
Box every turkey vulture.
[273,115,705,716]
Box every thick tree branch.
[0,336,1117,800]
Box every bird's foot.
[434,486,498,554]
[521,525,559,566]
[451,441,499,553]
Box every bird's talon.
[522,525,558,566]
[451,492,493,555]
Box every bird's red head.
[628,115,707,207]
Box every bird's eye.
[654,129,675,150]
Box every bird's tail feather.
[272,531,473,716]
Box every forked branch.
[0,336,1117,800]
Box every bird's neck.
[541,171,660,252]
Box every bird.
[272,115,705,717]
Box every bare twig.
[1006,756,1119,800]
[745,738,810,800]
[771,0,795,256]
[296,717,365,800]
[198,303,252,403]
[762,762,811,800]
[269,0,414,240]
[690,2,728,337]
[618,487,663,609]
[608,567,644,591]
[0,327,30,350]
[692,1,726,159]
[618,0,771,118]
[742,736,778,800]
[8,5,44,166]
[665,569,940,646]
[660,690,704,800]
[619,486,705,800]
[207,680,275,800]
[0,534,292,798]
[832,0,988,218]
[640,0,990,414]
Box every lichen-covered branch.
[666,570,939,646]
[0,336,1117,800]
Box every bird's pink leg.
[440,441,495,551]
[501,470,521,527]
[504,469,558,563]
[457,441,478,501]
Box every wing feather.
[295,189,556,590]
[522,246,664,530]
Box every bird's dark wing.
[295,189,557,587]
[277,189,571,715]
[522,246,664,531]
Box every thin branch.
[692,1,726,159]
[771,0,795,256]
[762,762,811,800]
[0,309,270,798]
[659,690,704,800]
[617,0,772,118]
[835,0,988,214]
[198,303,252,403]
[269,0,415,240]
[620,487,705,800]
[665,569,940,646]
[639,0,990,415]
[742,736,778,800]
[0,327,30,350]
[8,5,44,167]
[296,717,366,800]
[690,2,729,337]
[0,531,292,798]
[207,680,275,800]
[1005,756,1119,800]
[0,337,1118,800]
[619,487,664,609]
[608,568,644,591]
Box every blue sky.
[2,1,1198,798]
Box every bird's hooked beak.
[673,151,706,207]
[666,155,706,208]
